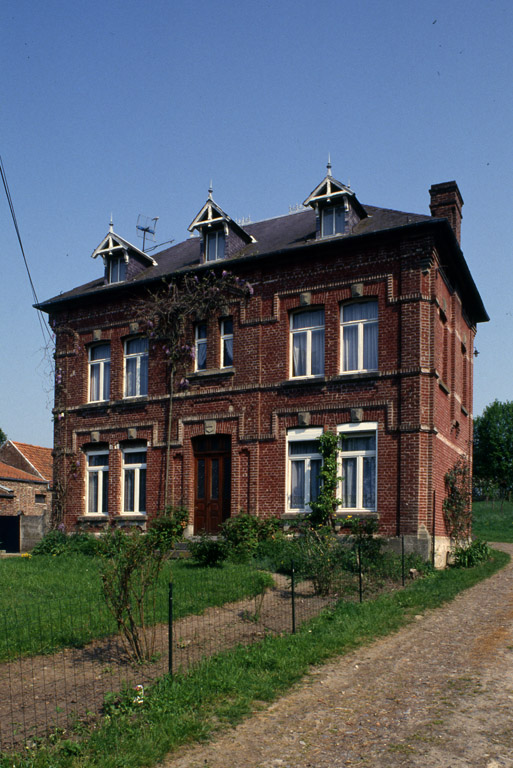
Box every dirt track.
[163,544,513,768]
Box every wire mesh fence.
[0,562,344,751]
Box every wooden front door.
[193,436,231,534]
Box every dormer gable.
[91,223,157,284]
[188,187,255,263]
[303,160,367,239]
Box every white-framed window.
[109,256,127,283]
[321,204,345,237]
[86,451,109,515]
[220,318,233,368]
[286,427,323,512]
[124,337,148,397]
[195,323,207,370]
[122,447,147,515]
[338,422,377,511]
[340,301,378,373]
[206,230,225,262]
[290,309,325,378]
[88,343,110,402]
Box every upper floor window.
[109,256,127,283]
[124,338,148,397]
[220,318,233,368]
[290,309,325,378]
[338,424,377,511]
[321,205,345,237]
[122,448,146,515]
[287,428,322,512]
[89,344,110,402]
[86,451,109,515]
[195,323,207,371]
[206,230,225,262]
[340,301,378,373]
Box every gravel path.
[162,544,513,768]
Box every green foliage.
[31,529,99,557]
[0,426,6,445]
[293,526,345,595]
[340,515,382,564]
[220,513,283,563]
[4,551,507,768]
[472,499,513,542]
[473,400,513,500]
[443,457,472,545]
[147,505,189,551]
[452,539,491,568]
[308,431,341,528]
[188,533,228,567]
[98,524,172,663]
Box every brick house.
[0,441,53,551]
[37,169,487,565]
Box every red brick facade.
[38,176,487,565]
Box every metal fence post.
[291,560,296,634]
[358,541,363,603]
[168,581,173,676]
[401,534,405,586]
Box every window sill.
[461,404,469,416]
[189,367,235,380]
[116,514,147,521]
[334,371,379,381]
[280,376,326,388]
[77,515,109,523]
[438,379,450,395]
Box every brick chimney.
[429,181,463,244]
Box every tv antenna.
[136,214,159,252]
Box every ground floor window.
[122,448,147,514]
[86,451,109,515]
[287,427,322,512]
[338,422,377,511]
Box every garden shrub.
[188,533,228,567]
[220,513,283,562]
[452,539,491,568]
[31,529,99,556]
[147,505,189,552]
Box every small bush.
[220,513,283,563]
[188,534,228,567]
[147,505,188,552]
[452,539,491,568]
[32,530,99,556]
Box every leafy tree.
[137,270,252,506]
[473,400,513,505]
[0,427,6,445]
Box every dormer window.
[188,186,255,264]
[109,256,127,283]
[206,230,226,262]
[321,205,346,237]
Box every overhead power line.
[0,155,52,345]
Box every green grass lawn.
[1,548,508,768]
[0,555,272,661]
[472,500,513,542]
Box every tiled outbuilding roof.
[11,443,53,482]
[0,460,47,484]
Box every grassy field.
[0,555,272,661]
[472,499,513,542]
[1,547,508,768]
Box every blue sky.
[1,0,512,447]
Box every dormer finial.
[327,154,332,177]
[109,214,114,232]
[208,181,213,200]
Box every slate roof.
[0,460,47,484]
[11,442,53,483]
[36,203,488,323]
